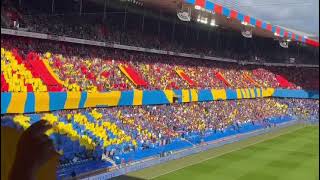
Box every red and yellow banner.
[26,52,63,91]
[215,72,231,87]
[175,69,196,86]
[243,73,261,87]
[119,64,148,86]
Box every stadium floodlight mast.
[190,4,218,27]
[177,3,191,22]
[195,5,201,10]
[241,22,254,38]
[197,14,209,24]
[210,19,218,27]
[274,34,290,48]
[119,0,143,6]
[274,33,292,48]
[279,39,289,48]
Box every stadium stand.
[1,35,319,92]
[1,98,319,178]
[1,1,319,65]
[1,0,319,179]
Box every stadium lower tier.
[1,98,318,179]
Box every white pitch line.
[147,126,305,180]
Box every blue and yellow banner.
[1,88,318,114]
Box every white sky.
[212,0,319,37]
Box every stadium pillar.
[158,10,162,48]
[196,26,199,41]
[243,37,247,50]
[216,30,220,50]
[141,9,145,32]
[80,0,83,16]
[184,23,188,41]
[51,0,55,14]
[103,0,107,20]
[171,20,176,42]
[158,10,161,42]
[123,3,128,31]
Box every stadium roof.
[206,0,319,36]
[139,0,319,47]
[278,26,316,39]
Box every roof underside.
[139,0,319,47]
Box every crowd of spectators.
[2,35,319,92]
[282,98,320,120]
[1,98,318,167]
[105,98,290,142]
[1,2,319,178]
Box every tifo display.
[1,1,319,179]
[1,99,318,178]
[1,36,319,93]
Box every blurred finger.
[26,120,48,134]
[27,120,47,130]
[42,140,59,156]
[39,144,58,162]
[39,138,55,151]
[36,134,51,144]
[27,120,52,135]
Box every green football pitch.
[113,124,319,180]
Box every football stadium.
[1,0,319,179]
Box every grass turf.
[115,124,319,180]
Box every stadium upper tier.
[1,1,319,179]
[1,1,319,65]
[1,35,319,92]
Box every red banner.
[215,72,231,87]
[176,69,196,86]
[119,64,148,86]
[276,75,294,89]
